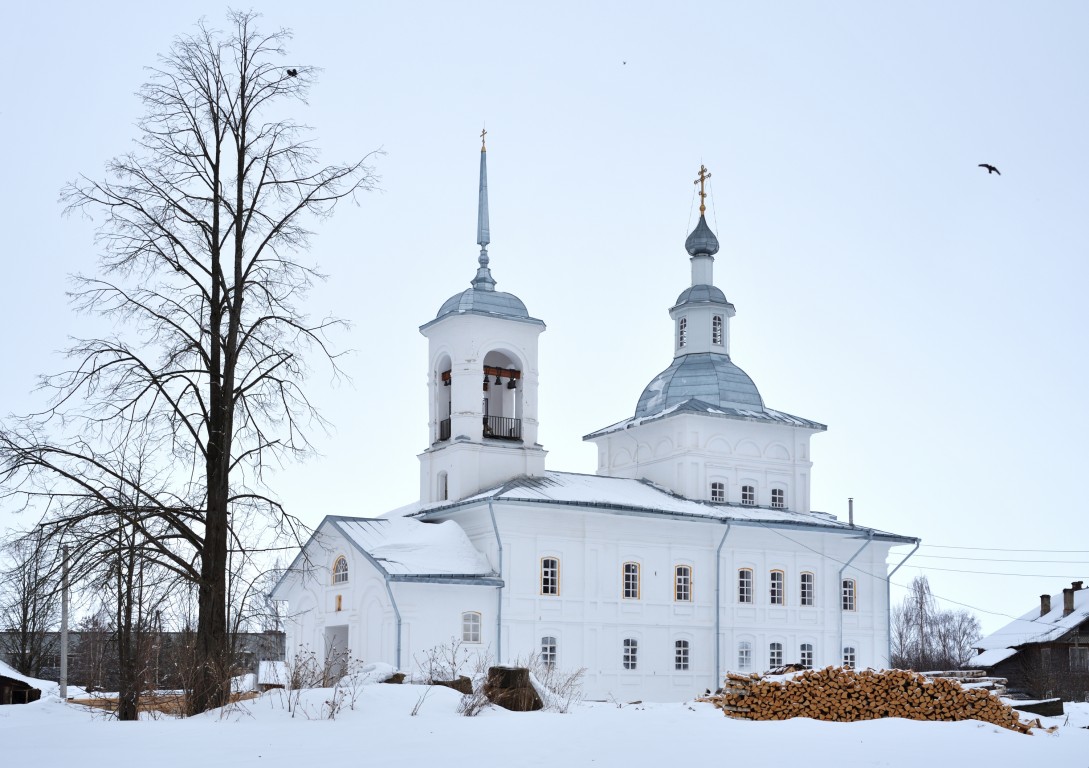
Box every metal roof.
[585,397,827,438]
[634,352,765,418]
[685,214,720,256]
[673,284,732,308]
[433,285,540,322]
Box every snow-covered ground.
[4,681,1088,768]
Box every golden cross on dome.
[694,164,712,215]
[480,126,487,150]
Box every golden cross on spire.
[480,126,487,151]
[694,164,712,215]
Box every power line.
[916,544,1089,554]
[913,554,1089,565]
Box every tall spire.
[472,128,495,291]
[685,163,720,259]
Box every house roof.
[330,517,493,577]
[392,470,915,543]
[965,647,1019,668]
[271,516,499,599]
[584,397,826,439]
[972,584,1089,655]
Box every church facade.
[271,144,918,702]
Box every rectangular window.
[623,562,640,599]
[769,570,784,605]
[675,640,690,671]
[800,572,814,607]
[675,565,692,602]
[741,485,755,506]
[541,636,557,668]
[771,488,785,509]
[623,638,638,670]
[842,579,856,611]
[738,641,752,671]
[712,315,723,345]
[1070,647,1089,672]
[769,642,783,668]
[462,611,481,643]
[800,643,814,668]
[842,646,856,669]
[738,569,753,604]
[710,481,725,503]
[540,557,559,596]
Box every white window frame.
[738,568,753,604]
[332,556,349,585]
[800,643,814,668]
[540,557,559,596]
[771,488,785,509]
[842,646,856,669]
[712,315,723,345]
[769,570,785,605]
[462,611,482,643]
[842,579,857,611]
[541,636,557,668]
[623,562,641,600]
[769,641,783,668]
[623,638,638,670]
[674,565,692,602]
[738,641,752,671]
[741,484,756,506]
[710,481,725,503]
[675,639,690,671]
[800,572,815,607]
[678,317,687,348]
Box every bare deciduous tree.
[891,575,981,670]
[0,532,60,677]
[0,10,377,714]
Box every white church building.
[272,143,918,702]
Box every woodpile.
[699,667,1040,734]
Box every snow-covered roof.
[0,659,56,697]
[406,471,914,543]
[974,585,1089,652]
[584,397,826,439]
[965,647,1019,668]
[328,517,493,577]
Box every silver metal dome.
[674,284,731,307]
[635,352,764,418]
[684,215,720,256]
[436,286,531,319]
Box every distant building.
[272,143,918,701]
[967,581,1089,699]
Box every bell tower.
[417,134,547,503]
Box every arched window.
[738,568,753,603]
[712,315,723,345]
[769,642,783,668]
[842,646,856,669]
[800,643,814,668]
[800,572,815,606]
[842,579,857,611]
[623,562,640,599]
[623,638,638,670]
[738,641,752,670]
[771,488,785,509]
[541,636,557,667]
[675,639,690,671]
[769,570,785,605]
[540,557,559,596]
[710,481,725,503]
[741,484,755,505]
[462,611,482,643]
[332,556,348,584]
[678,317,687,348]
[674,565,692,602]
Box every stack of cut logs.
[699,667,1038,734]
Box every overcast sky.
[2,2,1087,634]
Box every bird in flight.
[286,68,298,77]
[978,163,1000,175]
